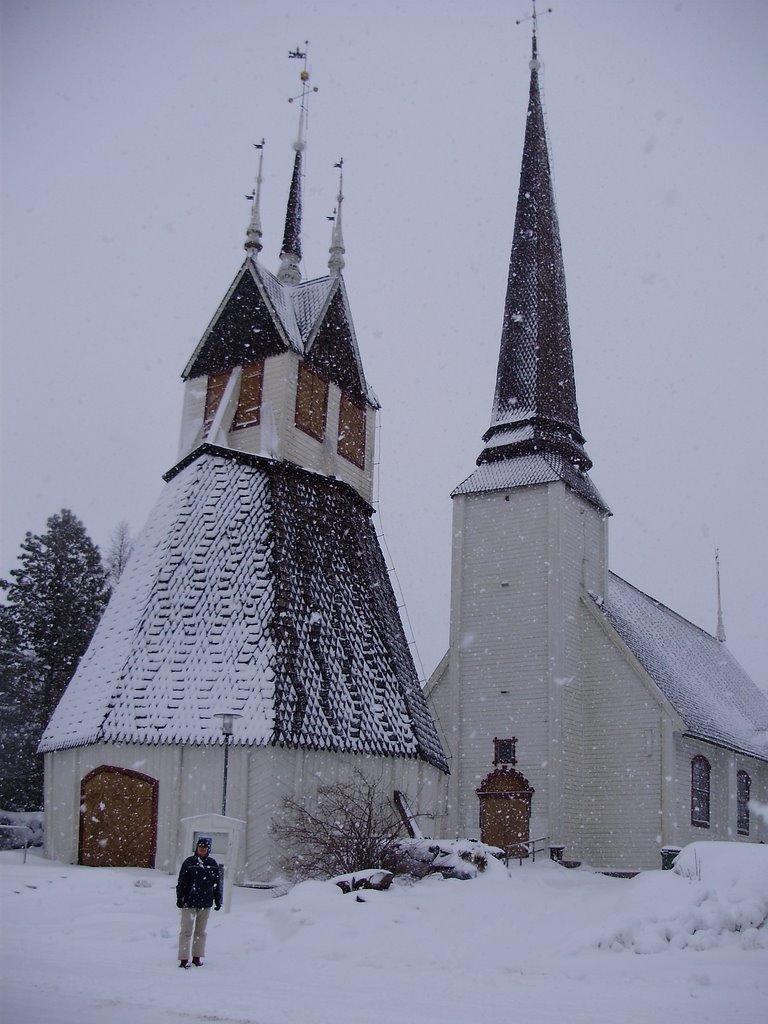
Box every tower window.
[737,770,751,836]
[493,737,517,766]
[691,755,711,828]
[203,370,230,431]
[337,393,366,468]
[295,363,328,441]
[232,362,264,430]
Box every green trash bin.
[660,846,681,870]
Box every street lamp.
[214,712,242,817]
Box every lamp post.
[214,712,241,817]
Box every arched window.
[737,770,751,836]
[691,755,710,828]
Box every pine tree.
[0,509,110,809]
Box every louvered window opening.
[203,371,229,430]
[337,393,366,469]
[691,755,711,828]
[295,363,328,441]
[737,769,751,836]
[232,362,264,430]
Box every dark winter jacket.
[176,854,222,910]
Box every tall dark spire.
[278,45,315,285]
[478,38,590,472]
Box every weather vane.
[287,41,319,121]
[516,2,553,65]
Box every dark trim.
[162,444,375,517]
[690,755,711,829]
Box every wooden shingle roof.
[40,448,447,771]
[596,573,768,762]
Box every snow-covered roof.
[40,448,447,771]
[452,452,609,513]
[597,573,768,762]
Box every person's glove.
[176,900,183,909]
[214,902,221,911]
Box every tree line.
[0,511,133,810]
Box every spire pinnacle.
[515,3,553,70]
[478,3,598,495]
[328,159,346,276]
[715,549,727,643]
[278,43,319,285]
[244,140,265,256]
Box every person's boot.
[192,957,203,967]
[179,959,189,969]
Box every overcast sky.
[2,0,766,687]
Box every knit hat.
[195,836,212,852]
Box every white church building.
[425,36,768,869]
[40,38,767,878]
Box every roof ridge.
[607,571,719,645]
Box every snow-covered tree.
[104,518,134,585]
[0,509,110,808]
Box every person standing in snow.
[176,836,222,968]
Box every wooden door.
[477,768,533,858]
[79,766,158,868]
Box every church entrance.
[79,766,158,868]
[477,768,533,858]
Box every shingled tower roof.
[460,41,608,513]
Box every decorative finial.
[516,2,553,71]
[328,158,345,276]
[244,140,265,256]
[287,42,318,152]
[715,549,726,643]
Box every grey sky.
[1,0,766,686]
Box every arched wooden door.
[79,766,158,868]
[477,768,534,858]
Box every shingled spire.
[478,32,590,473]
[277,111,304,284]
[328,159,345,276]
[278,46,315,285]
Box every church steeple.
[277,111,305,284]
[478,31,590,473]
[277,45,314,285]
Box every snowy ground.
[2,842,766,1024]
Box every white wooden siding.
[45,742,444,882]
[434,480,608,845]
[579,609,663,869]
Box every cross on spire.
[516,2,553,68]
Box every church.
[40,35,767,878]
[424,33,768,869]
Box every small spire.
[278,43,318,285]
[715,549,727,643]
[328,159,345,276]
[244,140,265,256]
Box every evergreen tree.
[0,509,110,809]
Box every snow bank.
[593,842,768,953]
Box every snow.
[3,842,766,1024]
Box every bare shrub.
[273,770,406,880]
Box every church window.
[295,363,328,441]
[737,770,751,836]
[337,393,366,468]
[203,370,229,431]
[232,361,264,430]
[691,755,711,828]
[493,737,517,766]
